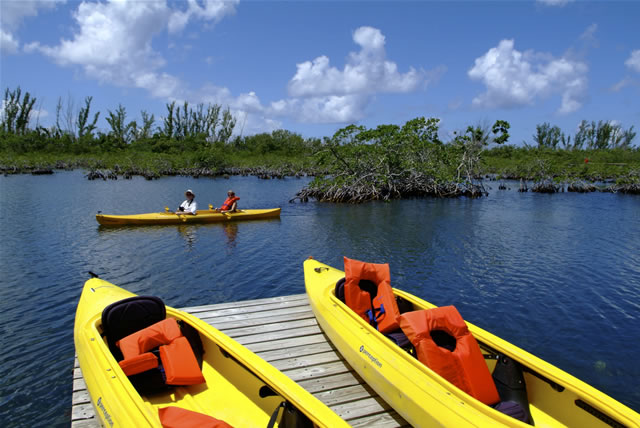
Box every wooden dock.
[71,294,409,427]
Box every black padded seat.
[101,295,166,361]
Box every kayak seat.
[102,295,166,361]
[101,296,205,395]
[492,354,534,424]
[493,401,530,424]
[399,306,501,406]
[384,329,412,349]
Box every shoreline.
[4,165,638,197]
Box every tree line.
[2,86,639,198]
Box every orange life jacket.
[343,256,401,334]
[159,406,233,428]
[116,318,205,386]
[399,306,500,405]
[220,196,239,211]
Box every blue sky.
[1,0,639,145]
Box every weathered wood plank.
[71,403,97,422]
[72,390,92,405]
[310,383,379,407]
[255,341,337,362]
[182,294,308,313]
[243,332,328,353]
[193,304,313,325]
[184,298,311,320]
[296,371,364,394]
[231,325,323,346]
[218,317,319,339]
[280,360,353,383]
[349,411,408,428]
[332,396,396,421]
[73,377,88,392]
[268,351,341,371]
[71,418,100,428]
[201,309,316,331]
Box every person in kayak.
[217,190,239,213]
[176,189,197,215]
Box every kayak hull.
[75,276,347,427]
[304,258,640,428]
[96,208,281,226]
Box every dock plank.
[71,294,408,427]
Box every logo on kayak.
[96,397,114,427]
[359,345,382,368]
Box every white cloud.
[537,0,573,6]
[0,0,61,30]
[625,50,640,73]
[580,24,597,40]
[283,26,434,123]
[268,95,370,124]
[168,0,238,33]
[468,39,588,114]
[28,0,237,99]
[288,26,424,98]
[1,30,19,53]
[0,0,63,53]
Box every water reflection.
[223,222,238,248]
[177,225,197,250]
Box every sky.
[1,0,639,145]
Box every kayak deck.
[96,208,281,226]
[72,294,409,427]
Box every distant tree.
[106,104,135,148]
[76,96,100,140]
[138,110,155,140]
[533,122,564,149]
[161,101,176,138]
[492,120,510,145]
[62,94,76,137]
[573,120,636,150]
[216,107,236,143]
[460,119,510,148]
[1,87,36,135]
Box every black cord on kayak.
[88,271,100,278]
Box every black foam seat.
[101,295,166,361]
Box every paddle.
[167,206,188,222]
[208,203,231,218]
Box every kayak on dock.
[74,274,347,427]
[304,257,640,428]
[96,208,281,226]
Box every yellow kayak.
[96,208,281,226]
[304,258,640,428]
[75,274,348,427]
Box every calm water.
[1,171,639,426]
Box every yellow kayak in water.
[75,274,347,427]
[96,208,281,226]
[304,258,640,428]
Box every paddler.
[217,190,239,213]
[175,189,197,215]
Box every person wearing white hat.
[176,189,197,215]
